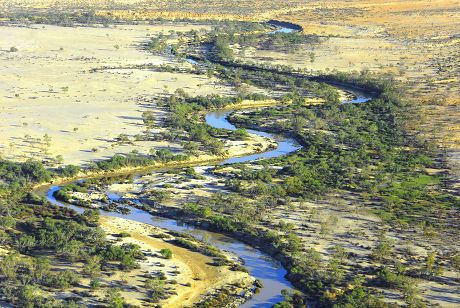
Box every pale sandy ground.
[102,165,460,307]
[97,216,253,307]
[1,3,458,306]
[48,215,252,307]
[270,197,460,307]
[238,36,403,76]
[0,23,235,166]
[1,214,252,307]
[107,166,225,203]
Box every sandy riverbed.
[98,216,253,307]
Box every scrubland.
[0,1,459,307]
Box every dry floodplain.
[0,22,270,307]
[98,216,253,307]
[0,1,459,307]
[98,165,460,307]
[0,23,237,166]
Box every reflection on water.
[186,58,199,65]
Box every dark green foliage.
[227,75,458,225]
[56,164,81,177]
[209,215,238,232]
[0,159,51,188]
[44,270,81,289]
[99,243,145,270]
[52,183,88,202]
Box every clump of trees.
[0,159,51,189]
[159,57,458,306]
[0,161,150,307]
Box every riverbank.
[33,129,275,190]
[99,216,254,307]
[38,83,374,306]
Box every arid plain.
[0,1,459,308]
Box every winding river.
[45,92,371,307]
[46,110,301,307]
[43,24,373,307]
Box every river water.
[46,105,301,306]
[45,24,373,307]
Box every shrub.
[56,165,81,177]
[45,270,81,289]
[160,248,173,259]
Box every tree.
[90,279,101,290]
[205,139,224,155]
[45,270,81,289]
[0,215,16,228]
[16,284,39,308]
[58,240,84,261]
[0,252,21,280]
[83,255,101,279]
[116,134,130,144]
[82,209,100,225]
[55,155,64,165]
[105,288,125,308]
[234,128,249,139]
[423,251,443,277]
[57,164,81,177]
[32,257,50,282]
[371,233,394,262]
[142,111,156,130]
[145,277,166,302]
[182,141,200,156]
[42,134,52,154]
[16,234,36,253]
[214,36,234,60]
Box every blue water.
[342,90,372,104]
[47,182,293,307]
[46,104,302,306]
[47,89,372,306]
[268,27,296,35]
[46,39,373,306]
[205,110,301,165]
[186,58,199,65]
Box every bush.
[0,159,52,186]
[118,232,131,238]
[160,248,173,259]
[90,279,101,290]
[0,215,16,228]
[105,288,126,308]
[375,267,412,289]
[45,270,81,289]
[56,165,81,177]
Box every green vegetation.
[153,91,269,156]
[0,159,149,306]
[0,159,51,190]
[87,150,189,171]
[159,248,173,259]
[154,30,459,305]
[1,18,458,308]
[226,72,458,227]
